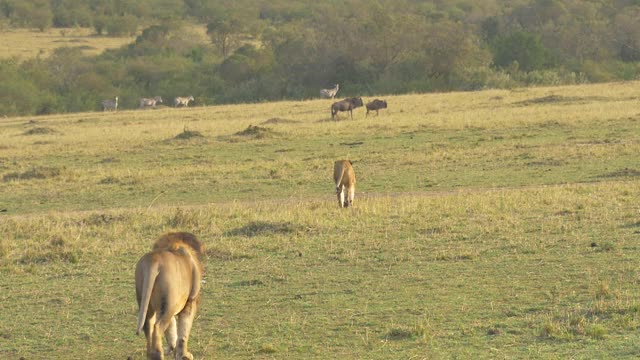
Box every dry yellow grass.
[0,27,135,60]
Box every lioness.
[333,160,356,208]
[135,232,204,360]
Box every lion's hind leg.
[143,312,156,359]
[150,313,175,360]
[176,300,198,360]
[164,317,177,356]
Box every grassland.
[0,82,639,359]
[0,27,137,60]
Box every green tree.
[492,31,551,72]
[52,0,92,27]
[4,0,52,31]
[614,8,640,62]
[207,16,244,59]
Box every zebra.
[174,96,195,107]
[320,84,339,99]
[102,96,118,112]
[139,96,163,108]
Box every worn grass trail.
[0,81,639,359]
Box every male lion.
[333,160,356,208]
[135,232,204,360]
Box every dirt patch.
[227,279,265,287]
[515,95,609,106]
[598,168,640,179]
[3,167,61,182]
[260,117,300,125]
[80,213,127,226]
[99,157,119,164]
[226,221,302,237]
[205,248,253,261]
[23,127,56,135]
[340,141,364,146]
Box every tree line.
[1,0,640,116]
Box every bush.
[106,15,138,36]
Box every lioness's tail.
[334,163,345,192]
[136,261,160,335]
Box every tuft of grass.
[384,324,426,341]
[257,344,278,354]
[172,129,204,140]
[165,207,200,228]
[234,125,274,138]
[540,319,574,340]
[586,324,607,339]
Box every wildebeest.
[139,96,163,108]
[365,99,387,116]
[102,96,118,112]
[174,96,195,107]
[331,97,364,120]
[320,84,340,99]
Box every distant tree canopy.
[1,0,640,116]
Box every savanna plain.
[0,82,639,359]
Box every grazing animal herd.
[322,84,388,119]
[101,95,195,111]
[102,85,387,121]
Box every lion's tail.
[136,262,160,335]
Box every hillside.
[1,0,640,116]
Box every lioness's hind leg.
[176,300,198,360]
[337,187,345,208]
[348,185,355,207]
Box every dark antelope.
[331,97,364,120]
